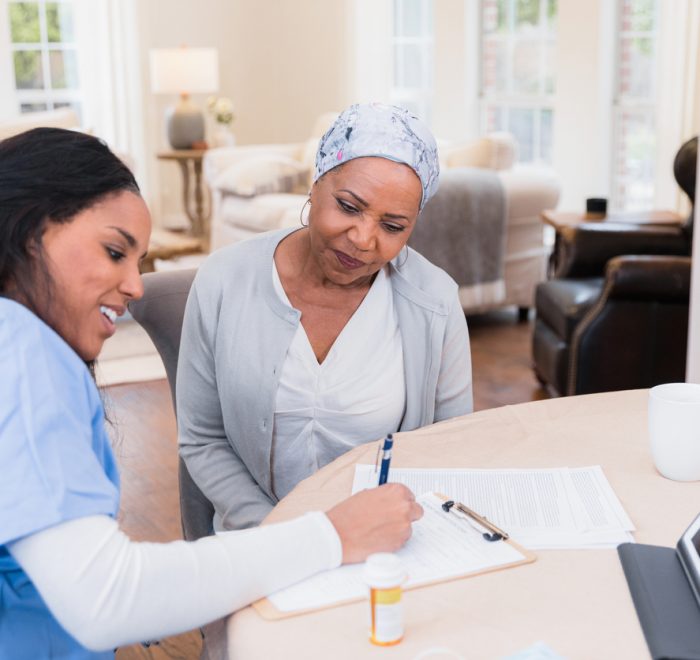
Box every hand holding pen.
[326,484,423,563]
[326,433,424,562]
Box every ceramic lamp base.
[166,95,204,149]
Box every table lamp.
[150,47,219,150]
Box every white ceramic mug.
[649,383,700,481]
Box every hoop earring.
[397,244,409,267]
[300,197,311,227]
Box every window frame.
[478,0,557,165]
[609,0,659,212]
[390,0,434,123]
[8,0,82,115]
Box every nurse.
[0,127,422,658]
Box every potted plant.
[207,96,235,147]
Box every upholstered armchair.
[532,136,696,397]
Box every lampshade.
[149,47,219,150]
[149,47,219,95]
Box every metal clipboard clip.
[441,499,510,542]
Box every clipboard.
[253,492,536,620]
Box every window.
[391,0,433,123]
[611,0,658,211]
[480,0,557,164]
[8,0,81,116]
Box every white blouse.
[271,263,406,500]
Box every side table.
[541,209,684,276]
[142,228,203,274]
[157,149,212,248]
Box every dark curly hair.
[0,127,140,321]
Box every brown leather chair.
[532,136,696,396]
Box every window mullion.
[478,0,557,165]
[611,0,658,211]
[38,0,54,107]
[391,0,433,122]
[533,108,541,163]
[9,0,81,115]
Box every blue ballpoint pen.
[378,434,393,486]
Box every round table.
[225,389,700,659]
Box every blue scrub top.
[0,298,120,659]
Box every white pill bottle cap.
[363,552,406,588]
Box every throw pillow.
[213,155,309,197]
[446,134,516,170]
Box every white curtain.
[74,0,150,198]
[654,0,700,214]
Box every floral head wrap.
[314,103,440,211]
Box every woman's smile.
[41,192,151,361]
[98,303,125,338]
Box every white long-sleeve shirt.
[9,512,341,651]
[0,297,340,657]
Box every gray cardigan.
[176,228,473,530]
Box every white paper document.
[266,493,528,614]
[352,465,635,549]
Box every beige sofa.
[0,108,136,174]
[204,130,560,314]
[0,108,81,141]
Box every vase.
[213,125,236,148]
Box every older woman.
[178,103,473,532]
[0,127,420,658]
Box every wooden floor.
[108,308,546,659]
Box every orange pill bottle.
[363,553,406,646]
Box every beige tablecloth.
[225,389,700,659]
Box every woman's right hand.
[325,484,423,564]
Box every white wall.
[432,0,472,141]
[226,0,354,145]
[351,0,393,106]
[134,0,356,227]
[135,0,238,227]
[550,0,616,212]
[137,0,354,149]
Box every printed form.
[265,493,529,614]
[352,465,635,549]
